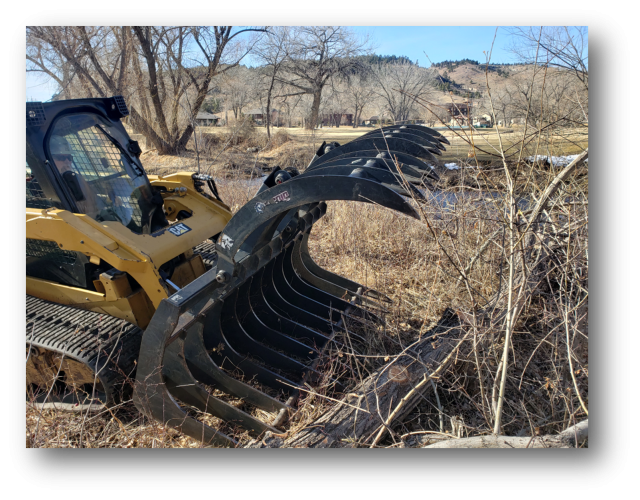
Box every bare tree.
[26,26,264,154]
[276,26,369,129]
[253,27,290,139]
[343,70,377,127]
[371,62,436,123]
[219,65,255,122]
[506,26,588,91]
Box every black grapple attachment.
[133,125,448,446]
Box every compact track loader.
[26,96,448,445]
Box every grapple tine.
[282,244,383,323]
[247,269,331,348]
[363,124,450,145]
[261,258,335,334]
[363,127,447,150]
[308,136,437,166]
[306,158,425,183]
[298,232,392,304]
[220,288,311,377]
[272,251,343,322]
[289,234,363,303]
[183,323,288,413]
[310,151,440,183]
[215,175,420,273]
[201,302,300,395]
[234,279,320,360]
[297,166,426,200]
[133,302,237,447]
[164,336,279,437]
[363,131,442,154]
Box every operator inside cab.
[50,135,105,217]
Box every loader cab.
[25,97,167,290]
[26,97,162,234]
[46,112,156,234]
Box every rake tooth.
[260,258,335,334]
[297,232,391,304]
[133,305,237,447]
[283,244,383,323]
[164,335,280,437]
[234,279,319,361]
[308,156,426,178]
[220,288,311,377]
[297,166,426,200]
[308,136,437,166]
[248,269,331,348]
[272,251,342,322]
[183,322,288,413]
[201,302,299,395]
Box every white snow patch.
[526,154,587,167]
[444,163,460,170]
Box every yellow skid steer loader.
[25,96,447,445]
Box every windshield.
[47,113,154,233]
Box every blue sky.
[25,26,523,102]
[353,26,516,66]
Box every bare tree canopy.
[372,62,437,123]
[26,26,264,154]
[506,26,588,91]
[276,26,370,129]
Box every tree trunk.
[307,88,323,130]
[424,420,588,448]
[247,309,465,448]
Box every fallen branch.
[424,419,588,448]
[246,309,466,448]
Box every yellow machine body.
[26,172,232,329]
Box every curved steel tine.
[363,131,442,154]
[297,166,426,200]
[248,268,333,348]
[183,322,288,413]
[306,158,426,182]
[309,136,437,166]
[216,175,420,270]
[201,301,300,395]
[298,232,392,304]
[363,124,450,145]
[260,259,335,334]
[363,127,447,151]
[283,244,383,323]
[164,335,279,437]
[234,280,319,361]
[271,251,342,322]
[311,151,436,178]
[283,244,351,311]
[133,304,236,447]
[134,370,236,447]
[220,288,311,377]
[290,236,388,313]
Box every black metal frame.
[132,125,449,445]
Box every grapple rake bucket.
[133,125,447,446]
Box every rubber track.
[26,295,143,405]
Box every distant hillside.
[429,60,528,103]
[355,54,415,66]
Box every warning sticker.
[219,234,234,250]
[168,223,192,236]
